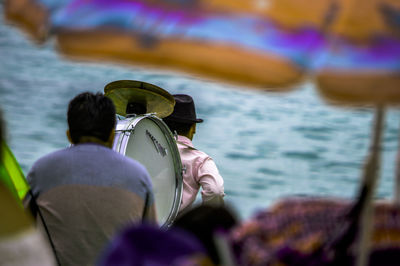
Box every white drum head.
[113,115,182,227]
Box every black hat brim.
[163,116,203,124]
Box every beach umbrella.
[3,0,310,89]
[3,0,400,96]
[4,0,400,265]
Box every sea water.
[1,8,399,220]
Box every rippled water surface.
[1,8,399,220]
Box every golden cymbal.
[104,80,175,118]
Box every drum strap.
[176,141,195,175]
[27,190,61,266]
[142,191,150,220]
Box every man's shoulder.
[179,143,214,166]
[29,144,152,190]
[188,147,210,158]
[32,147,71,165]
[32,145,146,173]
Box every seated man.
[24,92,156,265]
[163,94,225,214]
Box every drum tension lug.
[182,165,187,174]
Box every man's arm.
[197,158,225,206]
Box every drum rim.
[114,115,183,227]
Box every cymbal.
[104,80,175,118]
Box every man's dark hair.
[67,92,116,144]
[163,120,193,136]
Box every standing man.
[163,94,225,214]
[25,92,156,265]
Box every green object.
[0,141,29,201]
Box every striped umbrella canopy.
[4,0,399,100]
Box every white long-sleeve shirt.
[176,135,225,213]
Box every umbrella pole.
[356,104,385,266]
[394,117,400,205]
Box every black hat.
[164,94,203,124]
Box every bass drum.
[112,115,183,227]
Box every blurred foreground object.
[0,141,29,201]
[4,0,400,99]
[0,110,55,266]
[230,197,400,266]
[0,183,56,266]
[99,223,213,266]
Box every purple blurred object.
[98,223,211,266]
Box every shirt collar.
[177,135,195,149]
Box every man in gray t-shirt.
[25,92,156,266]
